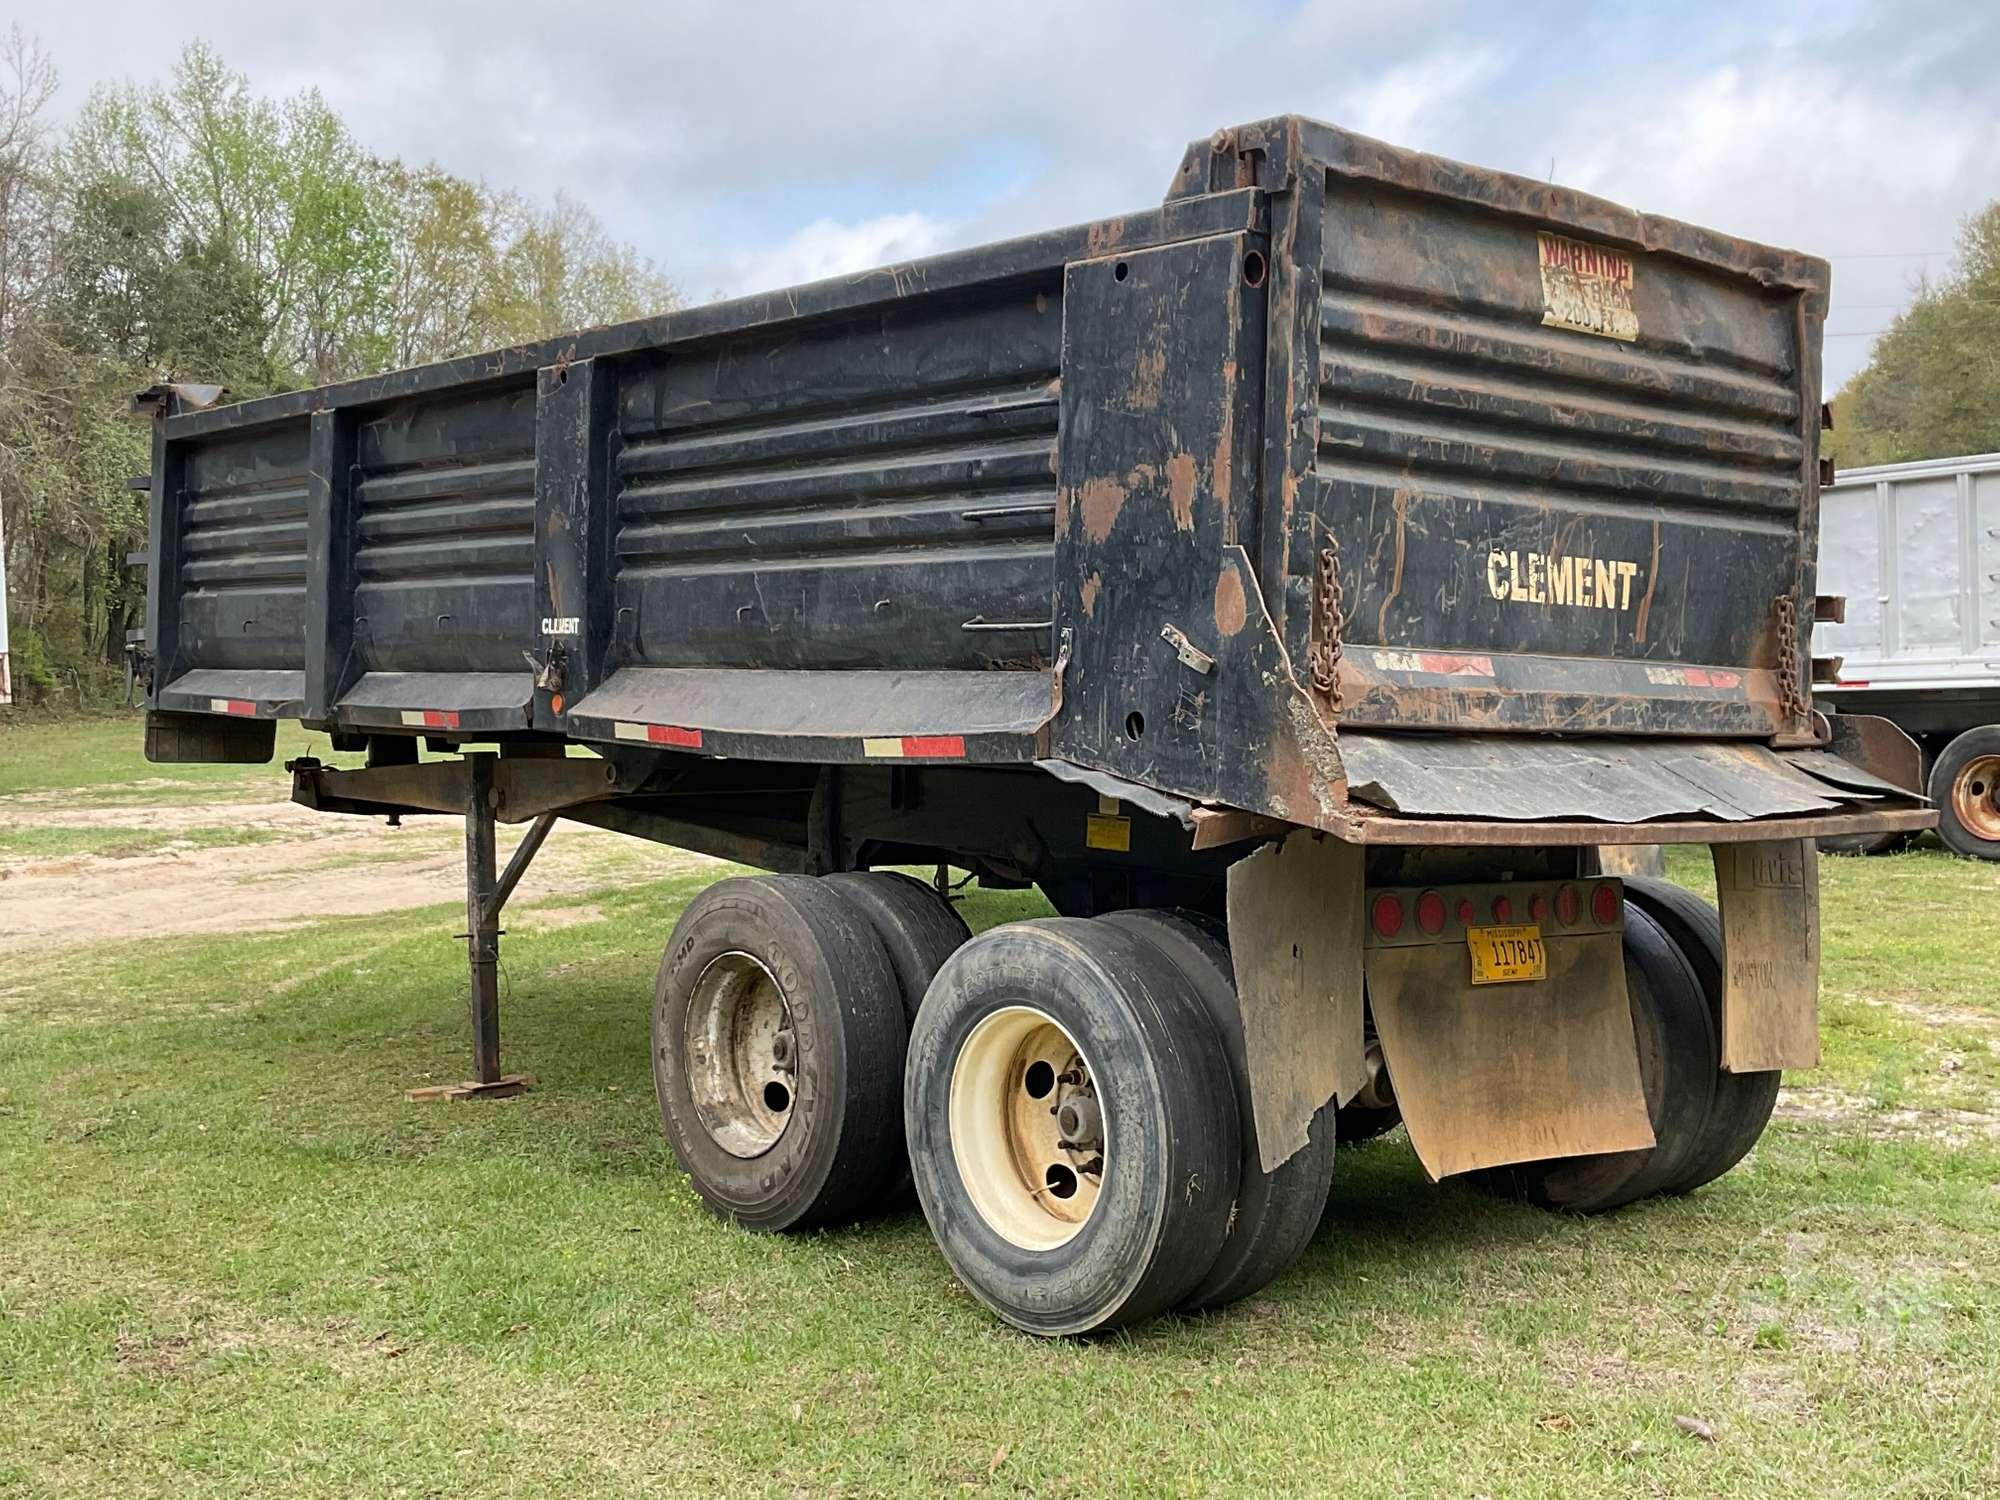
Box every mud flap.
[1712,839,1820,1071]
[1365,886,1654,1181]
[1225,832,1367,1173]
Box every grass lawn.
[1,728,1996,1495]
[0,713,352,800]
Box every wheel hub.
[683,951,796,1158]
[1952,754,2000,843]
[948,1007,1106,1250]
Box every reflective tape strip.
[614,721,702,749]
[864,735,966,759]
[209,698,256,716]
[399,710,461,729]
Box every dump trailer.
[1814,451,2000,859]
[134,117,1931,1335]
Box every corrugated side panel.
[176,425,311,671]
[612,287,1062,671]
[1815,456,2000,680]
[1313,179,1809,711]
[352,383,538,673]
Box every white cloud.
[17,0,1998,391]
[1319,45,1511,151]
[699,211,961,302]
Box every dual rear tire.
[653,877,1336,1334]
[653,868,1780,1333]
[1471,882,1780,1213]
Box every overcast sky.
[10,0,1997,389]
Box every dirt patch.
[1858,993,2000,1039]
[1776,1085,2000,1144]
[0,796,716,957]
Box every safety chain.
[1774,593,1807,722]
[1308,541,1346,711]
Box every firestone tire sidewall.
[905,920,1240,1337]
[652,876,905,1233]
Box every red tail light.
[1554,884,1581,925]
[1529,893,1548,921]
[1491,895,1513,922]
[1591,883,1620,925]
[1371,894,1405,939]
[1456,898,1477,926]
[1416,890,1447,935]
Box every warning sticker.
[1537,232,1638,342]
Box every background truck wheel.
[823,871,971,1021]
[1928,726,2000,860]
[1469,905,1717,1214]
[1622,876,1781,1194]
[905,919,1241,1336]
[653,875,907,1232]
[1100,910,1336,1312]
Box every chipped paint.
[1077,476,1127,544]
[1213,566,1248,637]
[1165,452,1199,531]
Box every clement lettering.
[1487,551,1640,612]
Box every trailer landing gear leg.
[407,754,557,1102]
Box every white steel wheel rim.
[683,951,796,1158]
[948,1005,1107,1251]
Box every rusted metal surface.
[140,114,1918,863]
[291,754,638,822]
[1339,732,1913,823]
[1349,807,1932,848]
[1045,229,1354,836]
[1822,711,1925,796]
[1175,117,1830,747]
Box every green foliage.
[0,32,679,709]
[1826,202,2000,468]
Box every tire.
[1100,910,1336,1312]
[823,871,973,1205]
[1468,905,1717,1214]
[1622,876,1781,1195]
[652,875,907,1232]
[905,919,1241,1336]
[1928,725,2000,861]
[822,872,972,1022]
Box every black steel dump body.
[137,117,1927,855]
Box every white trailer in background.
[1815,451,2000,858]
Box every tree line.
[1825,202,2000,470]
[0,31,678,706]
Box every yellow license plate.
[1467,924,1547,985]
